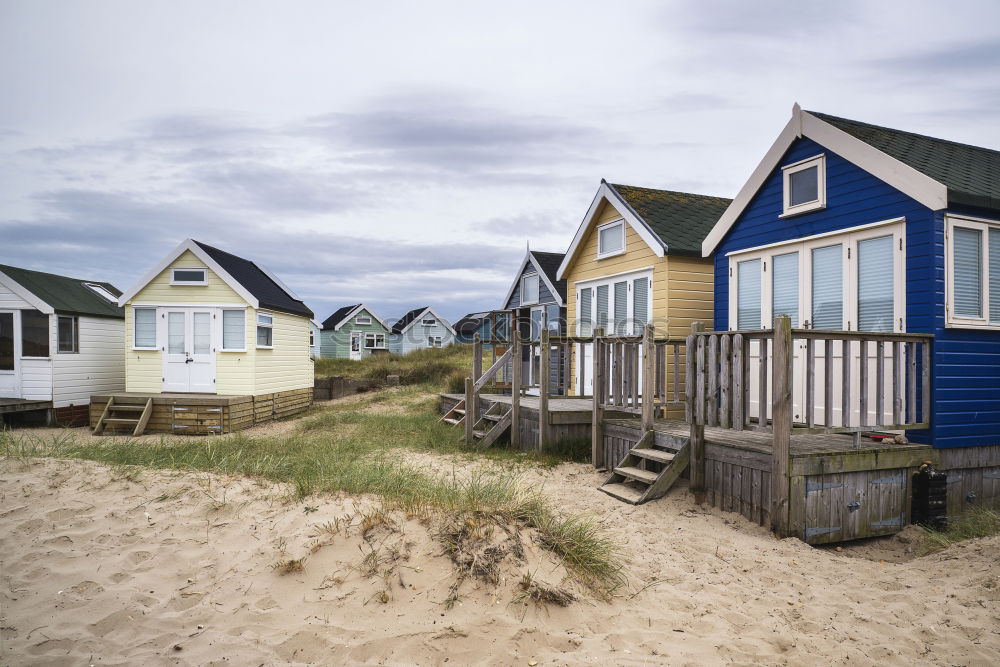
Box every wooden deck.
[439,393,592,449]
[0,398,53,414]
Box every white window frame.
[355,315,372,325]
[781,154,826,217]
[256,312,274,349]
[170,267,209,286]
[57,315,79,353]
[364,332,386,349]
[521,273,540,305]
[727,219,905,333]
[427,335,443,348]
[574,267,653,336]
[220,308,247,352]
[309,328,315,347]
[945,214,1000,329]
[84,282,118,302]
[421,317,436,326]
[132,307,158,350]
[596,219,627,259]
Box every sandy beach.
[1,452,998,666]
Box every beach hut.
[0,264,125,426]
[388,307,455,354]
[453,311,492,344]
[318,304,390,359]
[92,239,314,434]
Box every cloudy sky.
[2,1,999,323]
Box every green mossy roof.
[608,183,732,256]
[0,264,123,318]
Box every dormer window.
[782,154,826,217]
[356,315,372,325]
[597,220,626,258]
[171,268,208,285]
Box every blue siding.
[713,136,1000,449]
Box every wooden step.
[614,466,657,484]
[442,417,462,425]
[599,482,644,504]
[109,404,146,412]
[452,408,466,415]
[632,448,675,464]
[482,413,503,422]
[473,430,487,439]
[103,417,140,424]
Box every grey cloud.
[869,40,1000,75]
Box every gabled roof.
[118,239,313,319]
[502,249,567,308]
[557,181,731,279]
[320,304,389,331]
[391,306,455,335]
[702,104,998,255]
[0,264,124,318]
[454,312,489,335]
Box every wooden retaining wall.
[937,445,1000,519]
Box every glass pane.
[579,288,592,336]
[991,229,1000,324]
[596,285,609,331]
[257,313,272,325]
[633,278,648,334]
[351,335,360,351]
[737,259,761,329]
[772,252,799,326]
[614,281,628,334]
[135,308,156,348]
[789,166,818,206]
[257,326,272,347]
[530,308,543,340]
[858,235,894,332]
[58,316,76,352]
[953,227,982,318]
[173,269,205,282]
[811,245,843,329]
[545,304,562,334]
[168,312,186,353]
[193,312,211,354]
[222,310,245,350]
[522,274,539,303]
[21,310,49,357]
[0,313,13,370]
[599,223,623,254]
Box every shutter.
[990,228,1000,323]
[737,259,761,329]
[632,277,648,334]
[811,244,843,329]
[772,251,799,326]
[953,226,982,318]
[579,288,592,336]
[857,235,894,332]
[614,281,628,334]
[596,285,609,331]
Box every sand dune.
[1,455,998,666]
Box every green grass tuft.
[313,344,473,387]
[919,504,1000,553]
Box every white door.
[350,332,363,360]
[527,307,543,394]
[0,311,18,397]
[162,308,217,393]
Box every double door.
[162,308,217,393]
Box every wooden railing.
[592,326,685,419]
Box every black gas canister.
[911,462,948,531]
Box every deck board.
[440,393,591,413]
[0,398,53,414]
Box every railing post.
[641,323,655,431]
[770,314,793,536]
[464,376,475,445]
[472,333,483,384]
[539,329,550,451]
[511,332,522,450]
[591,328,605,468]
[688,322,706,504]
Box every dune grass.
[918,504,1000,553]
[314,345,473,392]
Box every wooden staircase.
[93,396,154,436]
[599,430,690,505]
[440,399,466,427]
[441,399,512,447]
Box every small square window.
[256,313,273,348]
[521,273,540,304]
[171,268,208,285]
[58,316,79,353]
[597,221,625,257]
[421,317,436,326]
[782,154,826,216]
[427,335,443,348]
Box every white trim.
[256,312,274,349]
[220,307,248,352]
[520,272,540,305]
[83,282,118,303]
[781,153,826,217]
[501,250,566,308]
[701,104,949,256]
[944,213,1000,329]
[363,331,387,349]
[395,307,456,335]
[595,219,627,259]
[726,218,906,257]
[0,270,54,314]
[170,267,208,286]
[556,181,665,280]
[331,304,390,332]
[573,265,656,287]
[117,239,260,308]
[130,301,248,308]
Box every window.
[356,315,372,325]
[421,317,436,326]
[521,273,540,304]
[782,154,826,216]
[597,220,625,258]
[171,268,207,285]
[0,313,13,370]
[134,308,157,348]
[84,282,118,302]
[222,309,246,351]
[947,215,1000,328]
[811,245,843,329]
[772,252,799,326]
[58,316,78,353]
[737,259,762,329]
[576,270,652,336]
[427,335,443,348]
[21,310,49,357]
[857,236,894,332]
[578,287,592,336]
[256,313,273,347]
[309,328,315,347]
[364,332,386,349]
